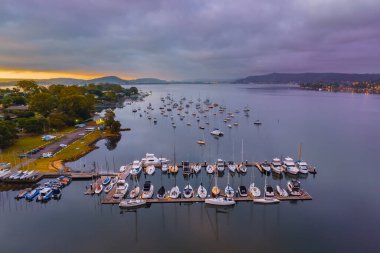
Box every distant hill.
[128,78,167,84]
[234,73,380,84]
[88,76,128,85]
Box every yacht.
[249,183,261,197]
[129,185,140,199]
[216,159,225,172]
[206,164,215,174]
[157,186,166,199]
[210,128,224,137]
[260,160,271,174]
[238,185,248,197]
[282,157,299,175]
[276,185,288,197]
[141,181,154,199]
[192,163,202,174]
[141,153,160,166]
[270,158,283,174]
[112,180,129,200]
[119,199,146,208]
[296,160,309,174]
[287,179,302,196]
[130,160,142,176]
[265,185,275,197]
[205,197,236,206]
[161,161,168,173]
[145,165,155,175]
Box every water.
[1,84,379,253]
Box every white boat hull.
[205,197,236,206]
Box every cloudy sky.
[0,0,379,80]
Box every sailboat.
[129,176,140,199]
[169,177,180,199]
[205,196,236,206]
[183,184,194,198]
[206,164,215,174]
[157,168,166,199]
[224,170,235,198]
[253,173,279,204]
[249,164,261,197]
[197,167,207,198]
[238,139,247,173]
[211,165,221,197]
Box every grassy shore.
[25,130,119,172]
[0,127,74,167]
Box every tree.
[130,86,138,95]
[17,117,47,133]
[58,94,95,120]
[109,120,121,133]
[0,121,18,149]
[29,92,58,117]
[48,112,71,129]
[16,80,39,94]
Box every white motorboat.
[287,179,302,196]
[216,159,225,172]
[161,162,168,173]
[238,163,247,173]
[183,184,194,198]
[170,185,180,199]
[104,182,114,193]
[94,184,103,194]
[145,165,155,175]
[112,179,129,199]
[197,183,207,198]
[141,153,160,166]
[129,185,140,198]
[130,160,142,176]
[260,161,271,174]
[20,171,34,180]
[141,181,154,199]
[249,183,261,197]
[253,174,279,204]
[205,197,236,206]
[119,199,146,208]
[282,157,299,175]
[210,128,224,137]
[206,164,215,174]
[276,185,288,197]
[296,160,309,174]
[238,185,248,197]
[271,158,283,174]
[227,161,236,173]
[224,185,235,198]
[119,165,127,173]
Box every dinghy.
[102,177,111,185]
[206,164,215,174]
[227,161,236,173]
[205,197,236,206]
[26,188,40,201]
[119,199,146,208]
[95,184,103,194]
[192,163,202,174]
[276,185,288,197]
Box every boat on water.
[282,157,299,175]
[183,184,194,198]
[249,183,261,197]
[145,165,155,175]
[141,181,154,199]
[206,164,215,174]
[271,158,283,174]
[119,199,146,208]
[104,183,114,193]
[102,177,111,185]
[197,139,206,145]
[37,188,53,202]
[216,159,225,172]
[260,161,271,174]
[170,185,180,199]
[238,185,248,197]
[197,183,207,198]
[192,163,201,174]
[254,120,262,125]
[238,163,248,173]
[15,188,31,199]
[130,160,142,176]
[26,188,40,201]
[112,179,129,200]
[210,128,224,137]
[157,185,166,199]
[287,179,302,196]
[265,185,275,197]
[94,184,103,194]
[253,174,280,204]
[169,164,179,174]
[224,168,235,198]
[276,185,288,197]
[52,188,62,199]
[205,197,236,206]
[296,160,309,174]
[182,161,191,175]
[161,161,168,173]
[227,161,236,173]
[141,153,160,166]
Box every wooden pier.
[101,191,312,205]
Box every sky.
[0,0,380,80]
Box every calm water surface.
[1,84,379,253]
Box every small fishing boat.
[287,179,302,196]
[130,160,142,176]
[271,158,283,174]
[227,161,236,173]
[52,188,62,199]
[26,188,40,201]
[238,186,248,197]
[119,199,146,208]
[129,185,140,199]
[102,177,111,185]
[161,161,168,172]
[170,185,180,199]
[183,184,194,198]
[197,183,207,198]
[254,120,262,125]
[15,188,31,199]
[37,188,53,202]
[210,128,224,137]
[141,181,154,199]
[216,159,225,172]
[145,165,155,175]
[197,139,206,145]
[157,186,166,199]
[205,197,236,206]
[94,184,103,194]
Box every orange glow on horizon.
[0,69,135,81]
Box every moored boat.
[205,197,236,206]
[141,181,154,199]
[119,199,146,208]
